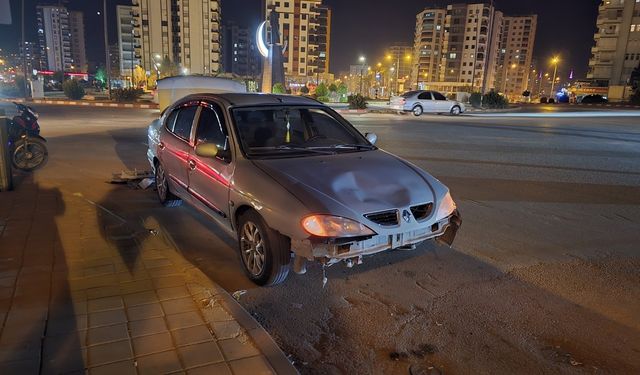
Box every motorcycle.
[7,102,48,171]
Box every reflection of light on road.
[470,111,640,118]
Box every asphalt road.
[10,104,640,374]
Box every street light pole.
[21,0,28,98]
[550,57,559,96]
[103,0,111,99]
[358,56,366,96]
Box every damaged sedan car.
[148,93,461,286]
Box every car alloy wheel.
[451,106,461,115]
[413,106,423,116]
[240,221,266,277]
[156,164,168,201]
[154,162,182,207]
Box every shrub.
[630,88,640,105]
[548,98,555,104]
[540,97,548,104]
[317,96,330,102]
[469,92,482,108]
[62,79,85,100]
[328,83,338,93]
[347,94,367,110]
[272,83,286,94]
[315,82,329,98]
[300,85,310,94]
[112,88,144,102]
[482,91,509,109]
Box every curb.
[1,98,159,109]
[150,218,298,375]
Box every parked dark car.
[580,94,608,104]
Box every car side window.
[165,109,179,131]
[418,92,432,100]
[433,92,447,101]
[195,105,228,150]
[172,106,198,141]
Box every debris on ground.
[139,177,155,190]
[410,343,438,358]
[389,351,409,361]
[200,290,219,309]
[110,169,153,187]
[291,303,303,309]
[232,290,247,301]
[147,228,158,235]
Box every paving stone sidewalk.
[0,179,297,374]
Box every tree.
[272,83,286,94]
[315,82,329,97]
[147,72,158,89]
[159,56,180,78]
[95,68,107,89]
[337,83,348,102]
[328,83,338,93]
[133,66,147,88]
[630,64,640,105]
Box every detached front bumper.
[293,210,462,261]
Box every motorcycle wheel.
[12,139,48,171]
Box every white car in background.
[391,90,465,116]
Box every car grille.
[410,203,433,221]
[364,210,399,226]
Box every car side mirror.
[365,132,377,145]
[195,143,219,158]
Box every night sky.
[1,0,601,78]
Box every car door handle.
[158,142,165,150]
[188,160,196,170]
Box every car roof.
[176,93,323,107]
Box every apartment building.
[412,9,447,88]
[588,0,640,86]
[411,2,537,95]
[222,21,261,78]
[265,0,331,82]
[116,5,140,80]
[36,5,86,72]
[494,15,538,97]
[132,0,222,76]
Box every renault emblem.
[402,210,412,223]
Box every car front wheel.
[412,105,423,116]
[450,105,462,116]
[238,210,291,286]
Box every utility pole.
[103,0,111,99]
[550,57,559,96]
[21,0,28,98]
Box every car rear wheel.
[155,162,182,207]
[238,210,291,286]
[450,105,461,116]
[412,105,423,116]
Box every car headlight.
[435,192,457,220]
[301,215,376,238]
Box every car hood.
[252,150,437,216]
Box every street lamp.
[550,56,560,97]
[358,56,366,95]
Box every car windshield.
[231,106,374,158]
